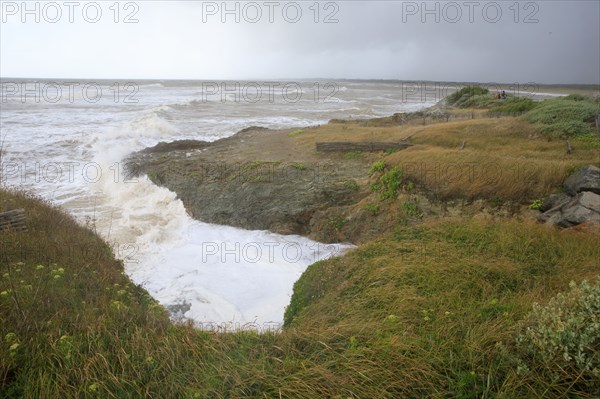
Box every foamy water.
[0,79,442,329]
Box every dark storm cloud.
[244,0,599,83]
[1,0,598,83]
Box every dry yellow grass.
[291,117,599,202]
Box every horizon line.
[1,77,599,87]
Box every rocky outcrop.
[539,193,571,213]
[563,165,600,195]
[539,192,600,227]
[127,127,370,242]
[538,165,600,228]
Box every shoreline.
[127,95,600,244]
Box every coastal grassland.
[284,218,600,398]
[289,116,599,204]
[3,92,600,397]
[391,117,599,202]
[2,188,599,398]
[449,87,599,136]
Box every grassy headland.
[2,89,599,397]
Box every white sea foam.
[71,108,351,328]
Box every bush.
[446,86,490,107]
[515,278,600,392]
[492,97,538,114]
[375,166,403,201]
[522,95,598,138]
[369,161,386,175]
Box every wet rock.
[139,139,210,154]
[166,302,192,322]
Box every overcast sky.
[1,0,599,84]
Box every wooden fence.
[0,208,27,232]
[316,142,413,152]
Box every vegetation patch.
[363,203,380,215]
[529,199,543,210]
[289,162,306,171]
[284,218,600,398]
[369,160,386,175]
[287,129,305,137]
[325,215,348,231]
[446,86,492,108]
[401,200,423,218]
[342,179,359,191]
[343,151,363,160]
[514,278,600,394]
[491,96,538,114]
[522,94,599,138]
[371,166,404,201]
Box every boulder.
[539,193,571,212]
[538,191,600,227]
[563,165,600,196]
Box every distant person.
[501,90,507,100]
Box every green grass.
[492,97,538,114]
[343,151,363,160]
[522,95,599,138]
[342,179,359,191]
[363,203,380,215]
[401,200,423,218]
[2,186,599,399]
[284,218,600,398]
[287,129,305,137]
[369,160,386,175]
[446,86,490,107]
[371,166,404,201]
[325,215,348,231]
[289,162,306,171]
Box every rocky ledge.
[127,127,371,242]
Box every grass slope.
[2,189,598,398]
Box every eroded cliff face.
[126,127,375,243]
